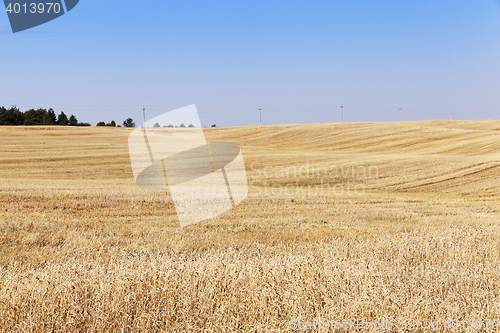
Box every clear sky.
[1,0,500,127]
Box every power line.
[1,99,495,123]
[198,109,255,114]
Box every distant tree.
[166,124,174,127]
[153,122,160,127]
[123,118,135,127]
[47,108,57,125]
[188,124,194,127]
[24,108,47,125]
[0,106,24,125]
[211,124,217,127]
[0,107,6,125]
[96,121,106,126]
[76,122,91,126]
[41,116,53,125]
[22,110,35,126]
[57,112,69,126]
[13,106,24,125]
[69,114,78,126]
[179,123,186,128]
[116,125,122,127]
[106,120,116,127]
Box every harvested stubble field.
[1,121,500,332]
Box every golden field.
[1,121,500,332]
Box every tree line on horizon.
[0,106,137,127]
[0,106,90,126]
[0,106,215,128]
[96,118,135,127]
[153,123,195,128]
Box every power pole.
[341,104,343,122]
[142,106,146,133]
[400,108,402,122]
[489,114,491,120]
[450,111,452,120]
[259,107,262,128]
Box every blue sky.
[1,0,499,126]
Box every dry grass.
[1,121,500,332]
